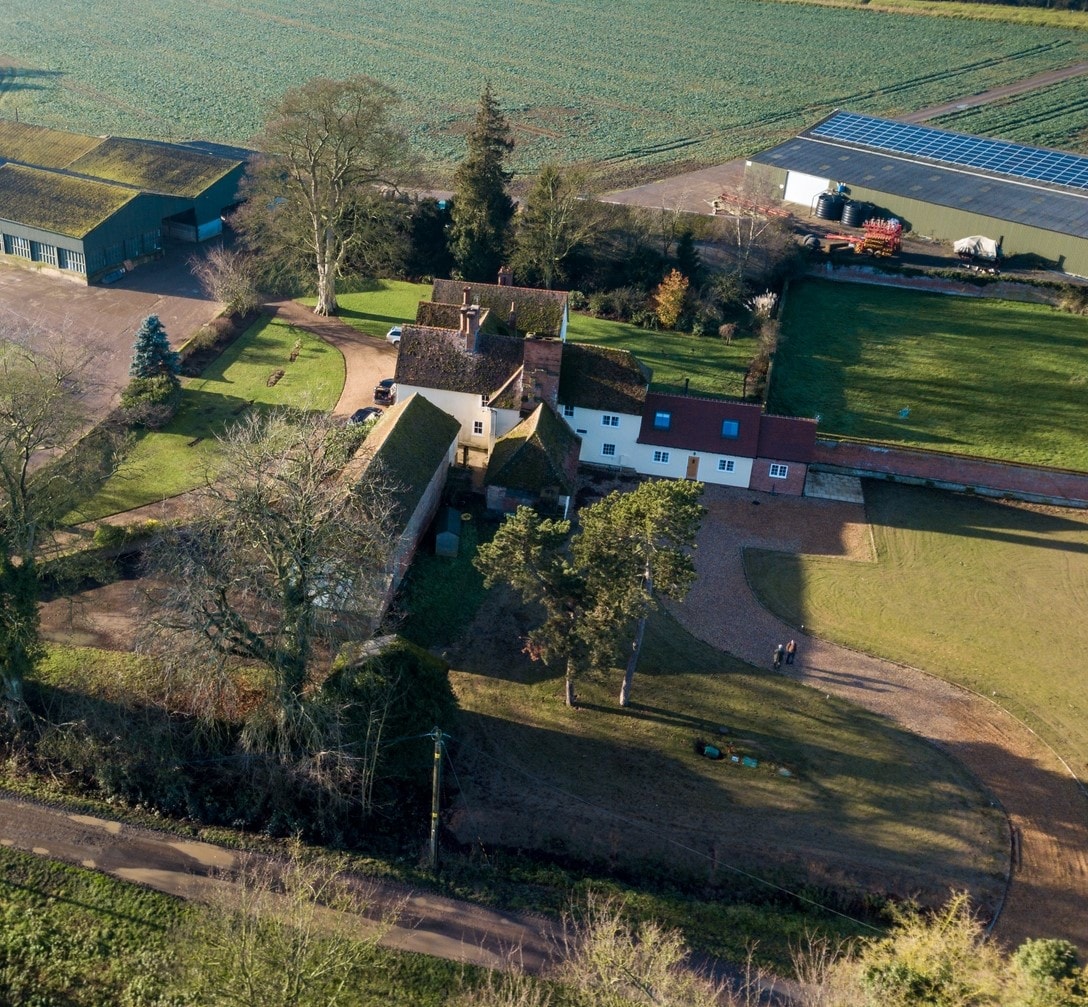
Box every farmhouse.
[747,110,1088,277]
[0,119,244,282]
[395,276,816,497]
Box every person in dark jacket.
[773,644,785,669]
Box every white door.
[783,171,832,208]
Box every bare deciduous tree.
[189,244,263,315]
[237,75,411,315]
[0,314,94,714]
[142,409,396,758]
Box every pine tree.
[129,315,181,384]
[449,85,515,282]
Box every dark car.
[348,406,383,425]
[374,378,396,404]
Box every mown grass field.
[2,0,1085,177]
[394,524,1006,965]
[302,280,430,338]
[744,481,1088,777]
[567,313,754,398]
[67,315,343,522]
[769,279,1088,469]
[446,599,1007,965]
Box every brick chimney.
[459,298,481,352]
[521,335,563,409]
[497,265,513,287]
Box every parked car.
[348,406,383,425]
[374,378,396,404]
[386,326,402,346]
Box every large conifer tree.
[129,315,180,384]
[450,85,515,282]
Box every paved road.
[0,243,221,421]
[674,485,1088,952]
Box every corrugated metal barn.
[747,111,1088,278]
[0,120,245,282]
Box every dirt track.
[0,791,555,972]
[673,484,1088,951]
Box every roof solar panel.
[809,112,1088,191]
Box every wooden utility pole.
[428,727,445,873]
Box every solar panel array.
[809,111,1088,191]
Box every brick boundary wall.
[813,438,1088,508]
[806,264,1065,304]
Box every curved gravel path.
[674,484,1088,951]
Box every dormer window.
[721,419,739,439]
[653,411,671,430]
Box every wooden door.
[686,455,699,480]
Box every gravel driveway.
[676,483,1088,951]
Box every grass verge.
[0,844,486,1005]
[66,315,344,521]
[744,480,1088,776]
[771,279,1088,469]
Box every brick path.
[673,484,1088,951]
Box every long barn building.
[747,111,1088,278]
[0,120,244,282]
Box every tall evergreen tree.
[450,85,515,282]
[129,315,180,384]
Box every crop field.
[932,75,1088,153]
[1,0,1086,178]
[770,280,1088,470]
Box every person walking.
[773,644,785,670]
[785,639,797,665]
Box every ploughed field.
[1,0,1086,176]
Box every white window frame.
[472,420,484,436]
[652,450,670,464]
[601,414,619,427]
[601,443,616,458]
[718,459,735,473]
[769,463,789,479]
[480,394,489,407]
[563,404,575,417]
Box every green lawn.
[745,481,1088,776]
[566,313,754,398]
[68,316,344,522]
[448,602,1006,966]
[770,280,1088,469]
[303,280,431,339]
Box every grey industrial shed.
[0,120,245,282]
[747,111,1088,277]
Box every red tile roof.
[757,414,817,463]
[637,394,762,457]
